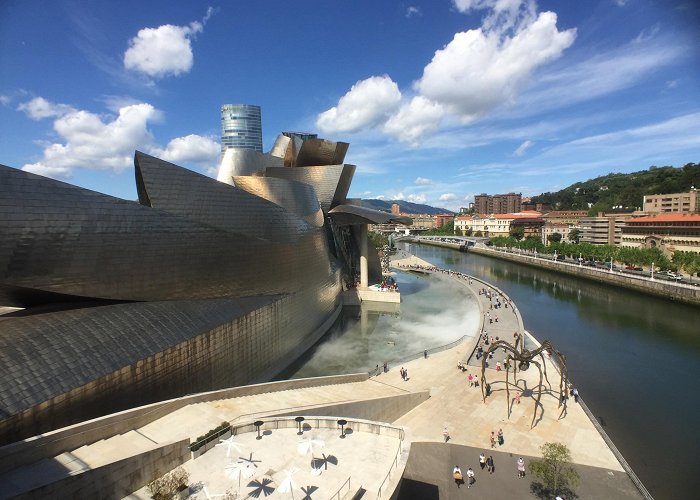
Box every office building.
[221,104,263,152]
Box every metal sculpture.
[480,334,568,427]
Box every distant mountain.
[530,162,699,213]
[358,199,454,215]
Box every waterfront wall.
[405,238,700,306]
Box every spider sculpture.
[480,334,568,427]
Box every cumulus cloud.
[19,99,219,179]
[0,95,11,106]
[18,97,75,120]
[123,7,214,78]
[158,134,220,164]
[316,75,402,134]
[416,9,575,121]
[406,193,427,203]
[383,96,445,145]
[22,103,158,177]
[415,177,433,185]
[513,139,534,156]
[439,193,457,201]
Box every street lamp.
[651,262,655,280]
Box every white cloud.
[22,103,159,178]
[406,6,421,17]
[0,95,10,106]
[406,193,427,203]
[614,0,629,6]
[123,8,214,79]
[439,193,457,201]
[513,139,534,156]
[17,97,75,120]
[415,177,433,185]
[316,75,402,134]
[158,134,220,164]
[383,96,445,145]
[415,11,575,121]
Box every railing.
[368,335,467,376]
[328,476,351,500]
[376,438,404,498]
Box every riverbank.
[385,252,648,499]
[403,237,700,306]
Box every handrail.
[368,335,467,377]
[376,437,404,498]
[328,476,351,500]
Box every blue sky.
[1,0,699,210]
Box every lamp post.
[609,257,613,272]
[651,262,655,280]
[579,253,582,267]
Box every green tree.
[568,228,581,244]
[547,232,563,244]
[529,442,580,496]
[509,225,525,240]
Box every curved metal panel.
[0,164,332,306]
[295,139,349,167]
[265,164,356,213]
[233,176,324,227]
[217,147,283,181]
[136,151,313,242]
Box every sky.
[1,0,699,211]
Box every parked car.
[665,271,683,280]
[624,265,643,271]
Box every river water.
[287,242,699,499]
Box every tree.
[509,225,525,240]
[529,442,579,497]
[547,232,562,244]
[568,228,581,244]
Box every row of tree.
[488,236,700,276]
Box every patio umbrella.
[225,461,256,491]
[216,435,246,458]
[278,467,300,499]
[297,436,325,455]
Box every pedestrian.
[515,392,521,404]
[383,361,388,373]
[486,455,494,474]
[573,388,579,403]
[404,368,409,381]
[486,383,491,396]
[466,467,475,488]
[479,452,486,470]
[498,428,504,446]
[496,361,501,372]
[490,431,496,448]
[375,364,379,375]
[517,457,525,478]
[443,426,450,443]
[468,373,474,386]
[424,349,428,359]
[399,367,404,380]
[453,465,463,487]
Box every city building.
[579,210,638,245]
[391,203,400,215]
[642,189,700,214]
[455,211,542,237]
[542,210,588,225]
[620,214,700,254]
[474,192,522,215]
[220,104,263,152]
[0,135,409,444]
[541,222,573,245]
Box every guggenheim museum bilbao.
[0,133,409,445]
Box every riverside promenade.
[0,251,647,499]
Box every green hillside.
[530,162,699,214]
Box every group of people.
[453,453,525,488]
[489,429,505,447]
[399,366,409,381]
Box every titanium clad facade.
[0,130,388,444]
[221,104,263,152]
[217,147,284,181]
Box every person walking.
[486,455,494,474]
[466,467,475,488]
[453,465,463,487]
[443,426,450,442]
[497,428,504,446]
[517,457,525,478]
[479,452,486,470]
[490,431,496,448]
[424,349,428,359]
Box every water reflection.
[400,242,700,499]
[283,271,479,378]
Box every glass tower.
[221,104,263,152]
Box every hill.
[358,199,454,215]
[530,162,699,213]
